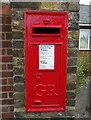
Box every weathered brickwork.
[11,2,79,118]
[0,2,79,119]
[0,3,14,119]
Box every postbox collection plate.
[39,45,54,70]
[25,11,68,112]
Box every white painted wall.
[80,0,91,5]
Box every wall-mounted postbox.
[25,11,68,112]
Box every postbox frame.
[25,10,68,112]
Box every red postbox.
[25,11,68,112]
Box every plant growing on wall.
[77,54,89,93]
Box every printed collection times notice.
[39,45,54,70]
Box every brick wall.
[12,2,79,119]
[0,3,14,119]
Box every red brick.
[2,99,14,105]
[2,16,11,24]
[7,64,13,70]
[0,49,2,54]
[0,49,12,55]
[2,93,7,98]
[1,49,7,55]
[0,24,2,31]
[2,79,7,85]
[2,5,12,16]
[7,49,12,55]
[2,56,13,62]
[6,33,12,40]
[0,93,7,98]
[1,17,3,24]
[2,71,13,77]
[0,63,2,68]
[2,86,13,91]
[0,93,1,98]
[0,64,7,70]
[2,41,12,47]
[2,64,7,70]
[0,33,5,40]
[0,64,2,70]
[9,92,13,98]
[0,114,2,118]
[8,78,13,84]
[2,25,11,32]
[2,113,14,118]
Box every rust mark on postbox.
[25,11,68,112]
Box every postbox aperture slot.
[33,27,60,34]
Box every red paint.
[25,11,68,112]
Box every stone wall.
[1,2,79,119]
[12,2,79,119]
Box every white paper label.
[39,45,54,70]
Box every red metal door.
[31,44,61,105]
